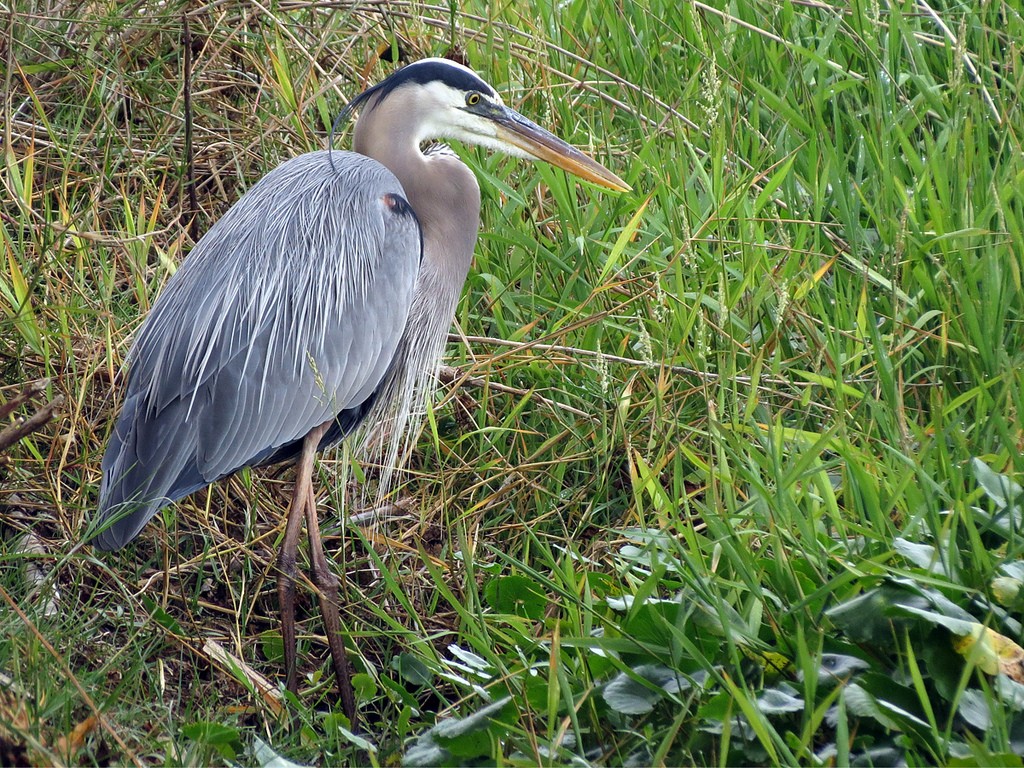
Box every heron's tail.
[91,393,206,550]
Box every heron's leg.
[304,488,358,726]
[276,475,306,695]
[277,422,329,695]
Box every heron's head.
[343,58,630,192]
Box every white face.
[401,65,543,160]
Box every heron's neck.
[351,98,482,502]
[353,101,481,291]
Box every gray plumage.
[96,152,420,549]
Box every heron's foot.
[311,563,358,726]
[277,546,301,696]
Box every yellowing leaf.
[597,195,649,284]
[992,576,1023,606]
[741,647,794,675]
[953,624,1024,682]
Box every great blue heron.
[91,58,628,723]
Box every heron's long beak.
[492,105,631,193]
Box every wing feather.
[93,150,421,550]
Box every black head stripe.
[346,60,494,114]
[331,60,495,154]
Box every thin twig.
[0,380,63,454]
[449,332,810,391]
[182,12,200,242]
[437,364,594,422]
[0,379,49,421]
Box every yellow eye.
[466,92,481,106]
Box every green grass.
[2,0,1023,764]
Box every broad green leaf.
[392,652,433,686]
[756,686,804,715]
[483,574,547,620]
[973,458,1023,510]
[435,728,490,759]
[893,537,948,575]
[352,672,378,698]
[893,604,976,636]
[405,697,513,765]
[970,505,1022,537]
[182,722,243,760]
[322,713,374,750]
[843,683,930,731]
[956,690,992,730]
[259,630,284,663]
[827,587,902,643]
[403,736,450,768]
[995,676,1024,710]
[1000,561,1024,581]
[446,645,492,674]
[830,580,977,642]
[602,664,688,715]
[181,722,241,745]
[432,696,512,740]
